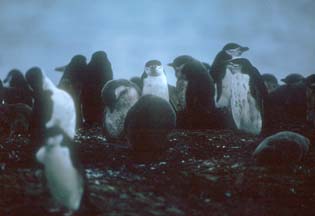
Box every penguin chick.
[101,79,141,140]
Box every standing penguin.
[141,60,169,101]
[36,125,84,214]
[226,58,267,135]
[124,95,176,161]
[58,55,87,128]
[168,55,195,112]
[180,60,216,129]
[2,69,33,107]
[101,79,141,141]
[26,67,76,140]
[210,43,249,108]
[81,51,113,126]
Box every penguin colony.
[0,44,314,214]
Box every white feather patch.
[231,73,262,135]
[142,74,169,101]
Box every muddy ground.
[0,119,314,216]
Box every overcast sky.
[0,0,314,85]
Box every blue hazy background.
[0,0,314,85]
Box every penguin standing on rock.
[210,43,249,108]
[57,55,87,128]
[226,58,267,135]
[168,55,195,112]
[101,79,141,141]
[81,51,113,126]
[124,95,176,161]
[141,60,169,101]
[180,60,216,129]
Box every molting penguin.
[36,125,84,214]
[101,79,141,141]
[168,55,195,112]
[253,131,310,167]
[124,95,176,161]
[141,60,169,101]
[58,55,87,129]
[81,51,113,126]
[226,58,267,135]
[262,73,279,93]
[180,60,216,129]
[26,67,76,140]
[2,69,33,107]
[210,42,249,108]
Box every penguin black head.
[101,79,136,111]
[88,51,113,83]
[143,60,163,77]
[222,42,249,58]
[25,67,44,92]
[3,69,25,88]
[168,55,195,79]
[65,55,87,77]
[262,73,279,93]
[181,60,209,81]
[226,58,253,75]
[281,73,304,85]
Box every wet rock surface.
[0,123,314,215]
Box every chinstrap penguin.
[141,60,169,102]
[210,42,249,108]
[226,58,267,135]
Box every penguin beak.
[240,46,249,52]
[55,65,67,72]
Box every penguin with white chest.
[210,43,249,108]
[101,79,141,141]
[36,125,84,214]
[26,67,76,140]
[141,60,169,101]
[226,58,267,135]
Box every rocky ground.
[0,120,314,216]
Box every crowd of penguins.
[0,42,314,214]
